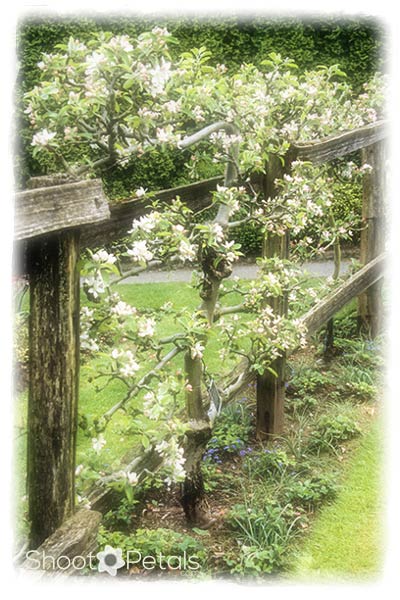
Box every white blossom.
[83,272,106,298]
[149,58,171,96]
[156,125,175,143]
[191,341,205,360]
[223,240,239,263]
[31,128,56,147]
[127,240,153,263]
[135,187,147,198]
[128,471,139,485]
[163,99,181,113]
[360,163,373,173]
[138,317,156,338]
[151,26,171,38]
[108,35,133,52]
[129,213,158,234]
[92,435,106,454]
[80,332,99,353]
[155,440,169,455]
[111,301,137,317]
[92,249,117,265]
[211,223,225,243]
[178,240,197,262]
[85,51,107,76]
[119,350,140,377]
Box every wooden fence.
[14,120,387,558]
[256,120,387,440]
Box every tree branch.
[178,121,238,149]
[101,346,182,425]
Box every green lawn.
[288,419,383,579]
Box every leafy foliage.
[308,414,361,453]
[98,526,207,571]
[225,500,305,574]
[284,475,338,510]
[17,16,384,240]
[204,403,253,462]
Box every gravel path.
[119,259,351,285]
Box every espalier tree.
[24,27,384,524]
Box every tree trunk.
[180,351,211,525]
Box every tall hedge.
[16,15,385,205]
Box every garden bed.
[94,302,383,580]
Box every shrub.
[308,414,361,453]
[286,364,332,396]
[287,394,319,414]
[228,219,263,258]
[103,497,138,530]
[243,448,294,480]
[284,475,338,510]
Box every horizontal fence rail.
[14,179,110,241]
[80,175,224,250]
[290,120,387,165]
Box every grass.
[287,418,383,579]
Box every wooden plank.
[300,253,386,337]
[80,175,224,249]
[358,141,386,336]
[22,509,102,576]
[291,120,387,165]
[27,229,80,549]
[14,179,110,241]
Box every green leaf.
[141,434,150,449]
[123,78,135,90]
[124,483,134,502]
[191,528,210,536]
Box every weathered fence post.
[256,154,290,440]
[358,140,386,337]
[27,229,80,549]
[15,177,110,549]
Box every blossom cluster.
[24,28,183,171]
[155,438,186,486]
